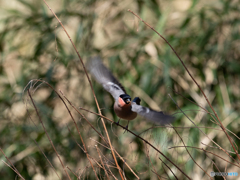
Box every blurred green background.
[0,0,240,179]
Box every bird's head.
[119,94,131,105]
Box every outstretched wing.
[131,103,175,125]
[87,57,126,101]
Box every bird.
[87,57,175,129]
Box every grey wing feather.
[131,103,175,125]
[87,57,126,101]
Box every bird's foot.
[123,122,129,133]
[123,125,129,133]
[115,119,121,125]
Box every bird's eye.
[111,84,120,90]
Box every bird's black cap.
[120,94,131,104]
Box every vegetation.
[0,0,239,179]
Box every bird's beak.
[126,99,131,104]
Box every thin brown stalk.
[137,125,224,137]
[41,1,124,178]
[158,157,178,180]
[95,145,110,180]
[151,170,168,180]
[67,166,80,180]
[52,93,98,179]
[204,153,226,180]
[26,79,100,179]
[169,88,210,114]
[105,161,118,180]
[91,137,141,179]
[33,139,61,179]
[90,138,111,150]
[27,90,71,180]
[59,90,105,141]
[67,126,85,152]
[1,160,24,179]
[114,151,140,179]
[224,128,240,141]
[172,126,212,179]
[1,149,24,180]
[201,142,240,155]
[169,146,240,168]
[127,9,240,161]
[66,126,99,179]
[144,143,162,180]
[159,166,170,180]
[90,157,104,170]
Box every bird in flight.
[87,57,175,129]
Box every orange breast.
[114,99,137,120]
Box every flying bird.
[87,57,174,129]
